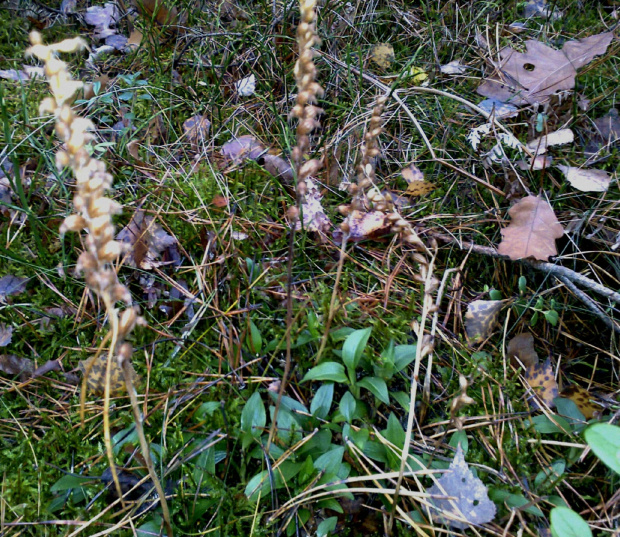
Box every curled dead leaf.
[183,114,211,153]
[526,129,574,155]
[221,134,266,163]
[0,354,34,380]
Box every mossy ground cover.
[0,1,619,535]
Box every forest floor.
[0,0,619,536]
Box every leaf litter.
[116,211,178,270]
[556,165,612,192]
[506,332,559,409]
[477,32,613,105]
[465,300,506,342]
[425,444,496,529]
[0,275,27,302]
[497,196,564,261]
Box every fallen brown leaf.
[477,32,613,104]
[506,332,539,369]
[497,196,563,261]
[79,354,138,396]
[117,211,178,269]
[0,354,34,380]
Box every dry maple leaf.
[116,211,178,269]
[477,32,613,104]
[498,196,563,261]
[465,300,505,342]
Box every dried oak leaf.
[426,445,496,529]
[0,354,34,380]
[506,332,539,369]
[79,354,137,396]
[0,275,27,302]
[524,358,558,409]
[465,300,505,342]
[498,196,564,261]
[559,385,600,420]
[117,211,178,270]
[477,32,613,105]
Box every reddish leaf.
[498,196,563,261]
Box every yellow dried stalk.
[27,32,173,536]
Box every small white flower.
[235,74,256,97]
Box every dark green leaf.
[357,376,389,404]
[342,327,372,374]
[311,383,334,419]
[241,392,266,441]
[317,517,338,537]
[339,391,356,422]
[302,362,347,383]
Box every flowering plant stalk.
[27,32,172,536]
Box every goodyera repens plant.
[291,0,324,202]
[27,32,173,536]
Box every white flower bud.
[98,241,122,261]
[60,214,86,234]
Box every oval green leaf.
[301,362,347,383]
[584,423,620,475]
[357,376,389,405]
[550,506,592,537]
